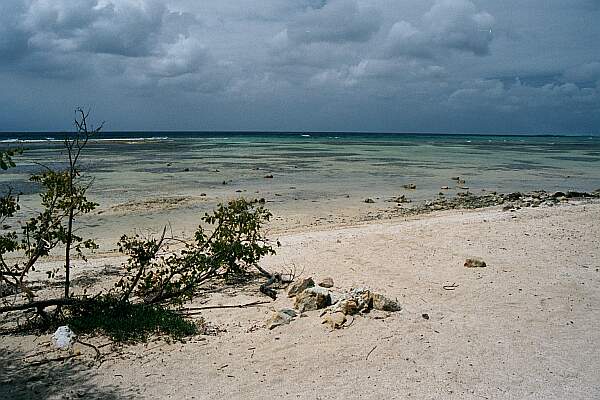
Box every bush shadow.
[0,346,136,400]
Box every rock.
[328,290,345,305]
[349,288,374,311]
[506,192,522,201]
[304,286,331,296]
[422,313,430,320]
[264,174,274,179]
[364,198,375,203]
[294,288,330,312]
[389,195,408,203]
[403,183,417,190]
[322,312,347,329]
[319,277,334,288]
[52,326,76,350]
[464,258,487,268]
[183,168,190,172]
[266,309,297,330]
[502,204,512,211]
[371,293,402,312]
[281,308,297,317]
[566,191,589,198]
[287,277,315,297]
[323,288,403,316]
[335,299,359,315]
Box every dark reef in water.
[379,189,600,219]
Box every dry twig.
[365,345,377,361]
[176,300,270,314]
[443,283,459,290]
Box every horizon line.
[0,130,598,137]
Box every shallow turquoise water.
[2,133,599,204]
[1,132,599,251]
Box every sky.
[0,0,599,134]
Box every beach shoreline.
[2,200,600,399]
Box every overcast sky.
[0,0,599,133]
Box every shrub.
[116,198,278,305]
[65,297,198,342]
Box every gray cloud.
[385,0,494,59]
[448,77,600,115]
[268,0,382,70]
[563,62,600,85]
[0,1,28,61]
[21,0,177,57]
[285,0,381,44]
[1,0,206,80]
[0,0,598,133]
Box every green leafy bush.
[65,297,197,342]
[0,148,22,170]
[116,198,278,305]
[1,112,280,345]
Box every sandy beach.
[2,0,600,398]
[2,200,600,399]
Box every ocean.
[1,132,599,250]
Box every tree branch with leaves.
[0,108,100,305]
[115,198,280,305]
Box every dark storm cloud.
[0,0,205,79]
[0,1,28,61]
[0,0,598,133]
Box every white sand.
[2,202,600,399]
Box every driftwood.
[177,300,271,313]
[255,265,296,300]
[259,273,280,300]
[76,338,102,360]
[0,298,83,314]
